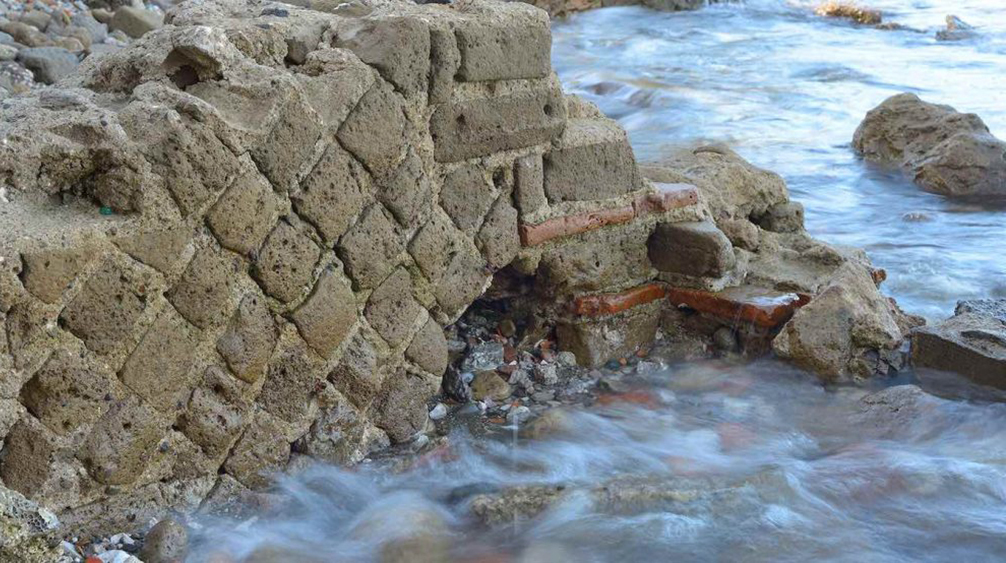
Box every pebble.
[556,351,577,366]
[635,360,660,374]
[531,390,555,403]
[712,326,738,352]
[16,46,78,84]
[533,363,558,385]
[461,341,504,372]
[109,6,162,39]
[0,44,15,60]
[138,518,188,563]
[429,403,447,420]
[506,405,531,425]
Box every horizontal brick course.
[519,184,699,247]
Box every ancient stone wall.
[0,0,732,535]
[0,0,911,539]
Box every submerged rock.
[854,93,1006,198]
[912,299,1006,390]
[814,1,882,25]
[936,15,977,42]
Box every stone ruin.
[0,0,918,548]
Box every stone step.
[666,286,811,329]
[543,117,643,203]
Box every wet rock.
[470,371,511,402]
[773,262,907,382]
[912,299,1006,390]
[441,366,472,403]
[815,1,882,24]
[936,15,977,41]
[0,45,16,61]
[556,350,577,366]
[0,60,33,93]
[429,403,447,421]
[857,385,942,431]
[138,518,188,563]
[521,407,572,439]
[853,93,1006,198]
[712,326,738,352]
[648,220,736,279]
[506,405,531,425]
[110,6,163,39]
[461,341,505,372]
[16,47,78,84]
[470,484,567,526]
[533,362,558,385]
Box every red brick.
[666,286,811,329]
[519,183,699,247]
[572,283,667,317]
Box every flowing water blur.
[192,361,1006,561]
[190,2,1006,560]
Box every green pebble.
[99,206,113,216]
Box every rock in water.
[912,299,1006,391]
[853,93,1006,198]
[936,15,978,41]
[772,262,909,381]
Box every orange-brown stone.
[666,286,811,329]
[634,183,699,214]
[572,283,667,317]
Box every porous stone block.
[912,308,1006,390]
[537,226,653,296]
[337,205,403,290]
[259,333,325,425]
[336,81,407,180]
[333,16,430,97]
[378,149,431,229]
[440,164,495,232]
[119,306,201,412]
[295,395,389,466]
[252,220,321,303]
[406,317,448,377]
[292,143,370,243]
[556,301,662,367]
[114,225,191,274]
[329,331,384,408]
[477,197,520,269]
[223,410,291,489]
[365,268,422,348]
[217,293,278,384]
[370,371,435,443]
[20,246,94,304]
[428,23,460,105]
[207,169,280,254]
[430,81,567,162]
[78,395,168,486]
[167,247,243,329]
[250,89,323,194]
[648,220,735,279]
[59,259,152,356]
[291,268,358,358]
[409,210,464,283]
[178,366,251,459]
[514,153,546,215]
[433,243,489,320]
[134,112,240,217]
[453,7,551,82]
[543,118,641,203]
[0,418,57,495]
[20,349,117,436]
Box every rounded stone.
[139,518,188,563]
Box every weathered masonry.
[0,0,909,541]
